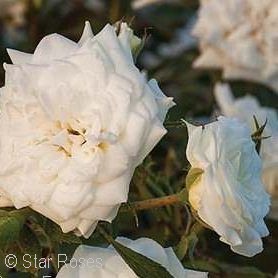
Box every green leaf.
[0,208,35,249]
[6,226,42,274]
[0,216,22,249]
[0,250,8,277]
[185,168,204,190]
[229,266,268,278]
[0,209,9,217]
[98,227,174,278]
[184,259,221,273]
[185,259,270,277]
[111,239,174,278]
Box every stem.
[120,193,183,212]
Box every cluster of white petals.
[193,0,278,93]
[0,22,174,237]
[186,116,270,257]
[57,237,207,278]
[214,83,278,219]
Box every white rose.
[56,237,207,278]
[0,21,175,238]
[214,83,278,220]
[192,0,278,93]
[186,116,270,257]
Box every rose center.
[50,119,115,157]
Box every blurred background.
[0,0,277,277]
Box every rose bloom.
[186,116,270,257]
[57,237,207,278]
[192,0,278,93]
[214,83,278,220]
[0,22,174,237]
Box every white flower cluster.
[214,83,278,220]
[0,14,274,277]
[0,22,174,238]
[186,117,270,257]
[193,0,278,93]
[57,237,207,277]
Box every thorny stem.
[120,190,188,213]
